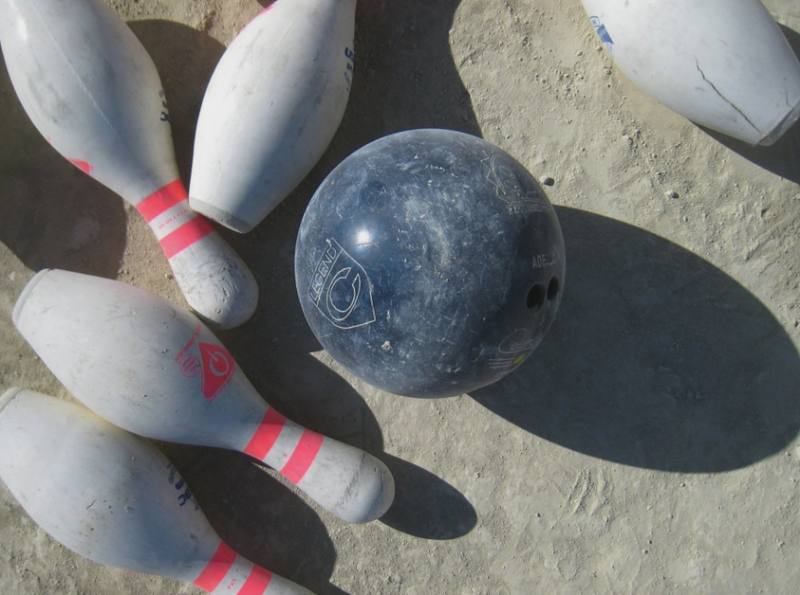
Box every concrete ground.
[1,0,800,593]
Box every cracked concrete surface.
[1,0,800,593]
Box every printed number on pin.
[158,89,170,122]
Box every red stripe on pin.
[136,180,188,222]
[194,541,236,592]
[243,408,286,461]
[281,431,324,484]
[238,565,273,595]
[160,216,215,259]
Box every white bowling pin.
[189,0,357,232]
[0,0,258,328]
[0,388,312,595]
[581,0,800,145]
[13,269,394,523]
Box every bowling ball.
[294,129,565,397]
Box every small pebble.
[666,190,679,199]
[542,176,555,187]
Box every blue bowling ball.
[294,129,565,397]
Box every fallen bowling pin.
[13,269,394,523]
[581,0,800,145]
[189,0,357,232]
[0,388,312,595]
[0,0,258,328]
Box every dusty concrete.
[1,0,800,593]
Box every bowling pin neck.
[194,541,311,594]
[761,100,800,147]
[130,180,259,328]
[241,409,324,485]
[134,180,215,260]
[240,407,395,523]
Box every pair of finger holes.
[527,277,560,310]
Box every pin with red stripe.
[244,411,325,485]
[136,180,217,259]
[1,0,258,328]
[14,269,396,524]
[195,542,238,592]
[0,389,312,595]
[194,542,284,595]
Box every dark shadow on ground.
[380,453,478,540]
[339,0,482,147]
[472,207,800,473]
[0,54,126,278]
[705,25,800,184]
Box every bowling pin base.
[12,269,48,332]
[0,387,23,414]
[582,0,800,146]
[190,198,255,234]
[189,0,356,235]
[760,99,800,146]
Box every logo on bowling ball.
[488,328,539,371]
[175,325,235,400]
[309,239,376,330]
[485,154,549,214]
[532,251,557,269]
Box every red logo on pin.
[198,342,234,399]
[176,325,235,400]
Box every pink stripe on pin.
[238,565,273,595]
[281,431,324,484]
[135,179,188,222]
[194,541,236,591]
[243,408,286,461]
[159,217,215,259]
